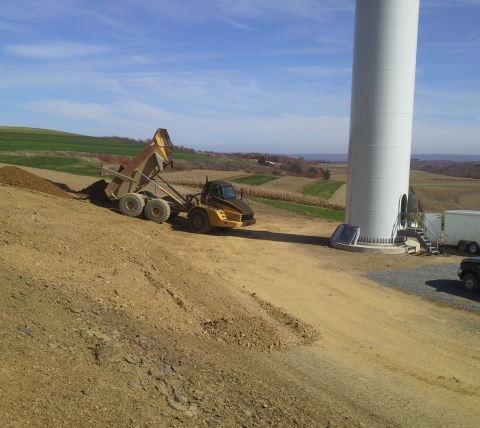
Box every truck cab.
[186,180,255,233]
[458,257,480,292]
[201,181,254,219]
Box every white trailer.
[444,210,480,254]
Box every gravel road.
[366,264,480,314]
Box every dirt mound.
[202,302,319,352]
[0,165,72,198]
[2,165,479,428]
[77,179,111,203]
[0,182,342,427]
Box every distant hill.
[288,154,480,163]
[287,154,348,162]
[410,154,480,162]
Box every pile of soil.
[0,165,72,199]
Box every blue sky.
[0,0,479,154]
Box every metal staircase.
[397,213,442,255]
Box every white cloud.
[18,98,349,152]
[413,118,480,154]
[280,65,351,77]
[23,100,112,122]
[220,18,256,32]
[17,96,480,155]
[0,0,478,155]
[415,86,480,121]
[5,42,110,60]
[136,0,353,25]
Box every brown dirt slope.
[0,166,338,428]
[1,165,480,428]
[0,165,72,198]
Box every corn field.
[167,177,344,211]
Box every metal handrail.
[398,211,441,252]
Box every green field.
[0,127,144,156]
[254,198,345,222]
[171,152,207,161]
[301,180,345,199]
[0,153,103,176]
[0,127,206,160]
[231,174,278,186]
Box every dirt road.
[1,166,480,427]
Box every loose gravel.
[366,264,480,314]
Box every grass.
[171,152,207,161]
[0,127,206,160]
[0,154,103,177]
[0,127,140,156]
[253,197,345,222]
[231,174,278,186]
[301,180,345,199]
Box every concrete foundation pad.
[330,239,420,254]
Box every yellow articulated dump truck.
[103,128,256,233]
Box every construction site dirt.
[1,165,479,428]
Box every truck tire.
[458,240,467,252]
[462,273,480,292]
[119,193,145,217]
[188,209,212,234]
[145,199,171,223]
[468,242,479,254]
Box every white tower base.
[331,239,420,254]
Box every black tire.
[458,240,468,252]
[462,273,480,292]
[188,209,212,234]
[468,242,479,254]
[119,193,145,217]
[144,199,171,223]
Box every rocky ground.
[1,165,480,428]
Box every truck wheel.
[462,273,480,292]
[188,209,212,234]
[468,242,479,254]
[458,240,467,252]
[119,193,145,217]
[145,199,170,223]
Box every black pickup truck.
[458,257,480,292]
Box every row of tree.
[104,136,333,179]
[258,156,331,179]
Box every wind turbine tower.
[332,0,421,254]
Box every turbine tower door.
[407,194,419,227]
[399,194,408,229]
